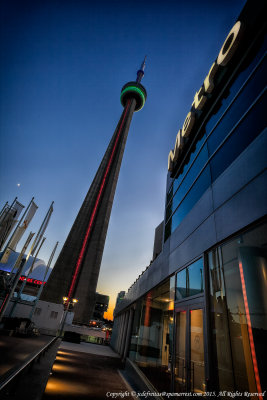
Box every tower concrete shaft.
[41,60,147,324]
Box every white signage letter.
[204,62,219,93]
[182,111,196,138]
[217,21,243,67]
[192,86,207,110]
[168,150,174,172]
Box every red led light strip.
[0,293,8,314]
[67,100,131,300]
[238,261,263,399]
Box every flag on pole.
[31,202,54,256]
[9,200,38,251]
[0,199,24,250]
[0,202,9,220]
[0,200,38,263]
[10,231,35,272]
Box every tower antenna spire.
[136,56,147,83]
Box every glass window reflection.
[207,57,266,156]
[176,259,204,300]
[172,165,211,233]
[171,144,209,214]
[173,133,207,195]
[208,222,267,394]
[129,280,174,393]
[210,92,266,182]
[205,37,266,137]
[165,39,266,240]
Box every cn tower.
[41,59,147,324]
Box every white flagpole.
[1,197,17,222]
[0,197,18,250]
[7,201,52,280]
[9,237,46,318]
[29,241,59,320]
[31,201,54,257]
[0,197,35,263]
[0,231,35,322]
[0,201,8,219]
[19,236,46,293]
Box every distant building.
[93,293,109,320]
[115,291,125,310]
[0,251,51,301]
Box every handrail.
[0,336,59,391]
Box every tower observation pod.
[41,59,147,325]
[120,57,147,111]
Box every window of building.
[170,143,209,216]
[176,258,204,300]
[50,311,58,319]
[171,165,211,233]
[129,279,174,393]
[164,38,266,241]
[207,55,266,157]
[210,91,266,182]
[173,133,207,196]
[167,37,266,206]
[208,221,267,394]
[205,36,266,138]
[34,307,41,316]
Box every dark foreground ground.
[0,334,54,376]
[0,335,134,400]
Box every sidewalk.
[42,341,135,399]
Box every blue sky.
[0,0,245,317]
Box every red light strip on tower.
[0,293,8,314]
[67,100,131,300]
[238,261,263,399]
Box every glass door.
[174,311,187,391]
[174,304,206,393]
[190,308,205,393]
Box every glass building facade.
[111,2,267,398]
[208,223,267,394]
[165,35,266,240]
[128,280,174,392]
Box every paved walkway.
[59,341,120,357]
[42,341,134,400]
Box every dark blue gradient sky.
[0,0,244,317]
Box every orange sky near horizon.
[104,300,115,321]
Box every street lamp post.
[58,297,78,338]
